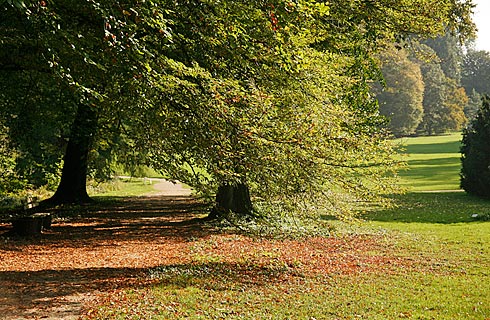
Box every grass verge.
[89,178,156,198]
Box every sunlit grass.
[89,178,155,198]
[85,133,490,320]
[96,272,488,319]
[397,133,462,191]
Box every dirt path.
[0,183,206,319]
[146,179,193,197]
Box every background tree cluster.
[375,32,475,137]
[0,0,475,218]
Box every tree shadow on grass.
[0,261,294,319]
[362,192,490,224]
[403,140,461,154]
[405,157,460,167]
[0,266,151,319]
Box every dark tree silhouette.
[460,95,490,199]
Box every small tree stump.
[11,213,51,237]
[32,213,52,230]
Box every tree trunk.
[209,183,253,219]
[43,103,97,205]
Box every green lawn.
[89,178,156,198]
[397,133,463,191]
[360,134,490,319]
[85,134,490,320]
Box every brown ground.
[0,181,205,319]
[0,181,404,319]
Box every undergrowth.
[208,207,337,239]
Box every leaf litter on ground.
[0,195,438,319]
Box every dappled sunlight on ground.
[0,194,408,319]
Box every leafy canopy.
[1,0,476,216]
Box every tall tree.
[416,45,468,135]
[1,0,476,218]
[375,45,425,137]
[423,31,464,83]
[1,0,161,203]
[418,60,450,135]
[465,89,482,120]
[443,82,468,131]
[462,49,490,96]
[46,104,98,204]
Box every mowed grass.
[397,132,462,191]
[89,178,156,198]
[85,134,490,320]
[358,191,490,319]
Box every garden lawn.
[89,178,156,197]
[82,134,489,319]
[397,132,462,191]
[83,182,490,317]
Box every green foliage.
[374,33,470,138]
[416,45,468,135]
[114,0,415,218]
[443,81,468,131]
[422,32,469,131]
[0,123,27,195]
[209,201,336,239]
[0,0,476,216]
[376,45,424,136]
[460,95,490,199]
[462,49,490,96]
[465,89,482,120]
[0,75,73,188]
[423,32,463,83]
[374,33,470,137]
[418,61,449,135]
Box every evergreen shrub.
[460,95,490,199]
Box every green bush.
[460,94,490,199]
[0,125,28,196]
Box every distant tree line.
[375,31,490,137]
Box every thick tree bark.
[209,183,253,219]
[42,103,97,205]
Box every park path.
[145,178,193,197]
[0,182,205,319]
